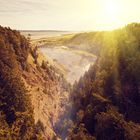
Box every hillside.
[0,23,140,140]
[0,26,70,139]
[35,31,104,56]
[55,23,140,140]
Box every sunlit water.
[40,46,96,84]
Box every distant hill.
[20,30,75,40]
[35,31,104,56]
[20,30,69,32]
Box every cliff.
[0,26,69,139]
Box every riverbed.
[40,46,96,84]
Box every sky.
[0,0,140,31]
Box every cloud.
[0,0,140,30]
[0,0,50,15]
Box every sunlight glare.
[100,0,123,30]
[105,1,120,17]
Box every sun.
[100,0,123,30]
[104,0,121,17]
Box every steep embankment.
[0,26,70,139]
[24,48,70,139]
[0,26,40,139]
[55,23,140,140]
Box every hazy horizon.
[0,0,140,31]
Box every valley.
[22,30,97,84]
[1,0,140,139]
[40,46,96,84]
[0,24,140,140]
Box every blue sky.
[0,0,140,31]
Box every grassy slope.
[32,31,104,57]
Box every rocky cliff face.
[0,26,70,139]
[24,48,70,139]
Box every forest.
[0,26,43,139]
[55,23,140,140]
[0,23,140,140]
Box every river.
[40,46,96,84]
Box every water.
[40,46,96,84]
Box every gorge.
[0,24,140,140]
